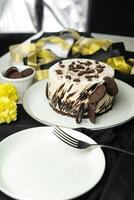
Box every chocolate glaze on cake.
[46,58,118,123]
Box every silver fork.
[53,126,134,157]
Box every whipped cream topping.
[50,59,114,79]
[48,58,114,99]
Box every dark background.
[88,0,134,36]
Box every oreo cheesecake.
[46,58,118,123]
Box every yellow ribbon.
[36,36,71,50]
[107,56,132,74]
[72,37,112,55]
[35,69,48,81]
[9,43,37,63]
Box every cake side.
[47,58,118,123]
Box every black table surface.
[0,34,134,200]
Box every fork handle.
[92,144,134,157]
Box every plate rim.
[0,126,106,200]
[22,79,134,130]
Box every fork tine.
[55,126,79,143]
[53,129,78,148]
[54,129,78,145]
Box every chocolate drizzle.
[90,83,99,91]
[99,100,112,113]
[67,84,73,92]
[77,83,98,102]
[76,103,85,123]
[58,83,65,92]
[46,82,49,99]
[66,92,76,100]
[51,85,65,107]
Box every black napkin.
[73,118,134,200]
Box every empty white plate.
[23,79,134,130]
[0,127,105,200]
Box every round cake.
[46,58,118,123]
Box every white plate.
[0,127,105,200]
[22,79,134,130]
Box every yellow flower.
[0,83,19,124]
[0,83,19,101]
[0,96,17,124]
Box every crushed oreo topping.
[55,69,63,74]
[77,61,84,64]
[78,71,85,76]
[96,65,105,69]
[60,65,65,68]
[85,67,90,71]
[85,69,95,74]
[69,64,74,71]
[85,75,95,79]
[76,64,85,69]
[95,61,99,64]
[73,69,79,73]
[66,75,71,80]
[85,61,92,66]
[96,64,102,68]
[85,75,92,79]
[96,68,103,73]
[73,78,80,82]
[94,74,99,78]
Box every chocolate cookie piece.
[89,85,106,104]
[103,76,118,96]
[4,67,18,78]
[88,103,96,123]
[21,68,34,77]
[76,103,85,123]
[96,68,103,73]
[9,71,23,79]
